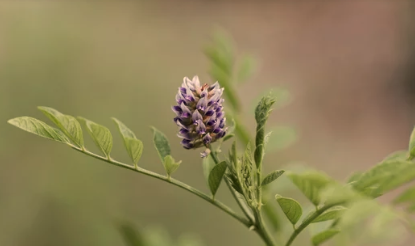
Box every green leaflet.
[320,183,359,206]
[261,170,285,186]
[208,161,228,197]
[163,155,181,177]
[275,195,302,225]
[347,172,364,184]
[337,199,405,245]
[287,171,332,206]
[222,133,235,142]
[112,118,143,165]
[112,118,136,139]
[38,106,84,148]
[202,155,216,187]
[124,138,144,165]
[311,229,339,246]
[8,117,69,144]
[151,127,171,163]
[78,117,113,158]
[382,150,408,162]
[352,160,415,197]
[312,206,346,223]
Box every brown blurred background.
[1,1,415,246]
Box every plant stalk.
[254,209,277,246]
[71,146,251,228]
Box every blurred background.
[1,1,415,245]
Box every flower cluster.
[173,76,227,157]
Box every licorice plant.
[7,32,415,246]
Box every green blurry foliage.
[119,223,204,246]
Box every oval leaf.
[222,133,235,142]
[125,138,144,165]
[353,160,415,197]
[262,170,285,186]
[163,155,181,177]
[112,118,143,165]
[8,117,69,144]
[78,117,113,158]
[208,161,228,197]
[203,155,216,186]
[382,150,408,162]
[275,195,302,225]
[311,229,339,246]
[312,206,346,223]
[38,106,84,148]
[151,127,171,163]
[112,118,136,139]
[287,171,332,206]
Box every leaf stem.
[253,209,277,246]
[71,146,251,228]
[285,204,336,246]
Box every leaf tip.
[111,117,120,123]
[7,118,16,125]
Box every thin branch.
[71,146,252,228]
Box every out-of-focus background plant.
[1,1,415,246]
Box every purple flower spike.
[173,76,227,157]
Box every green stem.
[285,204,337,246]
[254,209,277,246]
[209,149,255,222]
[71,146,251,228]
